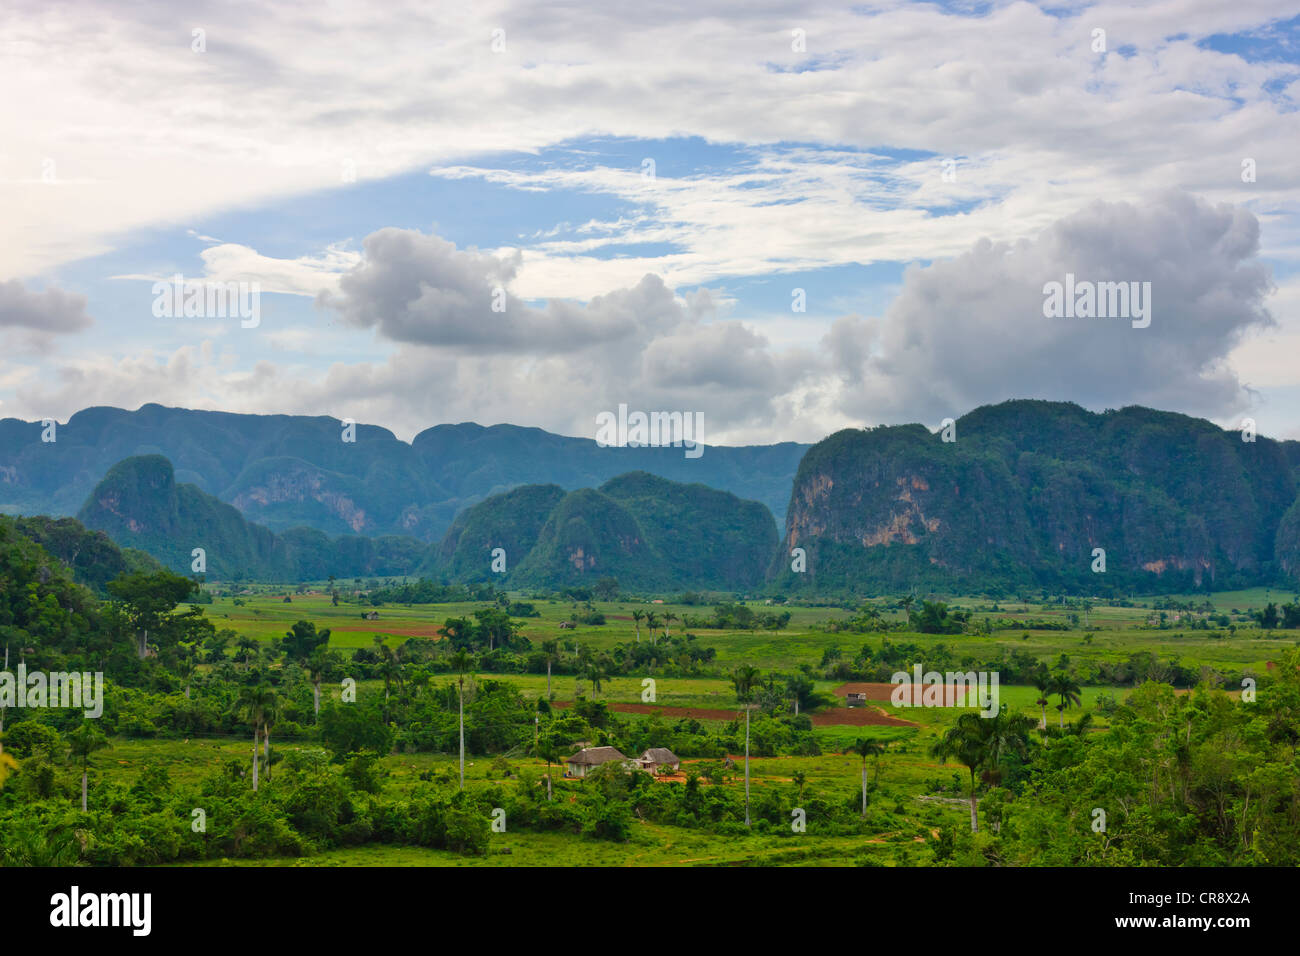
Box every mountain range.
[0,404,806,541]
[6,400,1300,593]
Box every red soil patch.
[835,681,971,706]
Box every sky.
[1,0,1298,445]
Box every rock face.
[772,400,1300,592]
[435,471,779,591]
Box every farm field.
[22,582,1278,868]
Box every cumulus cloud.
[827,192,1276,425]
[320,228,691,354]
[0,279,93,333]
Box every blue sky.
[2,0,1298,444]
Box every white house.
[565,746,629,778]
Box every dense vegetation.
[773,400,1300,594]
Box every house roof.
[641,747,680,764]
[567,746,627,765]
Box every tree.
[261,688,280,783]
[646,611,660,645]
[1257,602,1280,630]
[541,640,559,698]
[1033,674,1052,730]
[583,659,608,698]
[236,684,275,792]
[307,647,336,718]
[66,722,109,812]
[1050,672,1082,729]
[631,610,644,643]
[930,707,1034,832]
[450,650,475,791]
[849,737,884,816]
[662,612,678,639]
[283,620,330,663]
[536,736,561,801]
[731,664,760,827]
[106,570,199,659]
[931,714,987,833]
[791,769,807,804]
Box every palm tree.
[541,640,559,698]
[662,612,677,639]
[646,611,660,645]
[791,770,807,804]
[583,659,608,698]
[631,610,645,643]
[731,664,760,827]
[1033,674,1052,730]
[449,650,475,791]
[1050,672,1082,729]
[930,707,1034,832]
[536,737,560,801]
[307,647,332,718]
[261,689,280,783]
[849,737,884,816]
[236,683,275,792]
[66,723,109,812]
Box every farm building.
[637,748,680,774]
[845,691,868,708]
[566,746,629,777]
[363,611,379,621]
[558,621,575,629]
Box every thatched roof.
[641,748,680,764]
[567,746,627,766]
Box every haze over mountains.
[5,400,1300,592]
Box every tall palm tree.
[931,713,988,833]
[931,707,1034,832]
[66,723,109,812]
[583,659,608,698]
[1033,674,1052,730]
[646,611,660,645]
[631,610,645,643]
[849,737,884,816]
[662,612,677,639]
[449,650,475,791]
[261,689,280,783]
[307,647,332,718]
[541,640,559,698]
[731,664,760,827]
[236,683,275,792]
[1050,672,1082,729]
[536,737,560,801]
